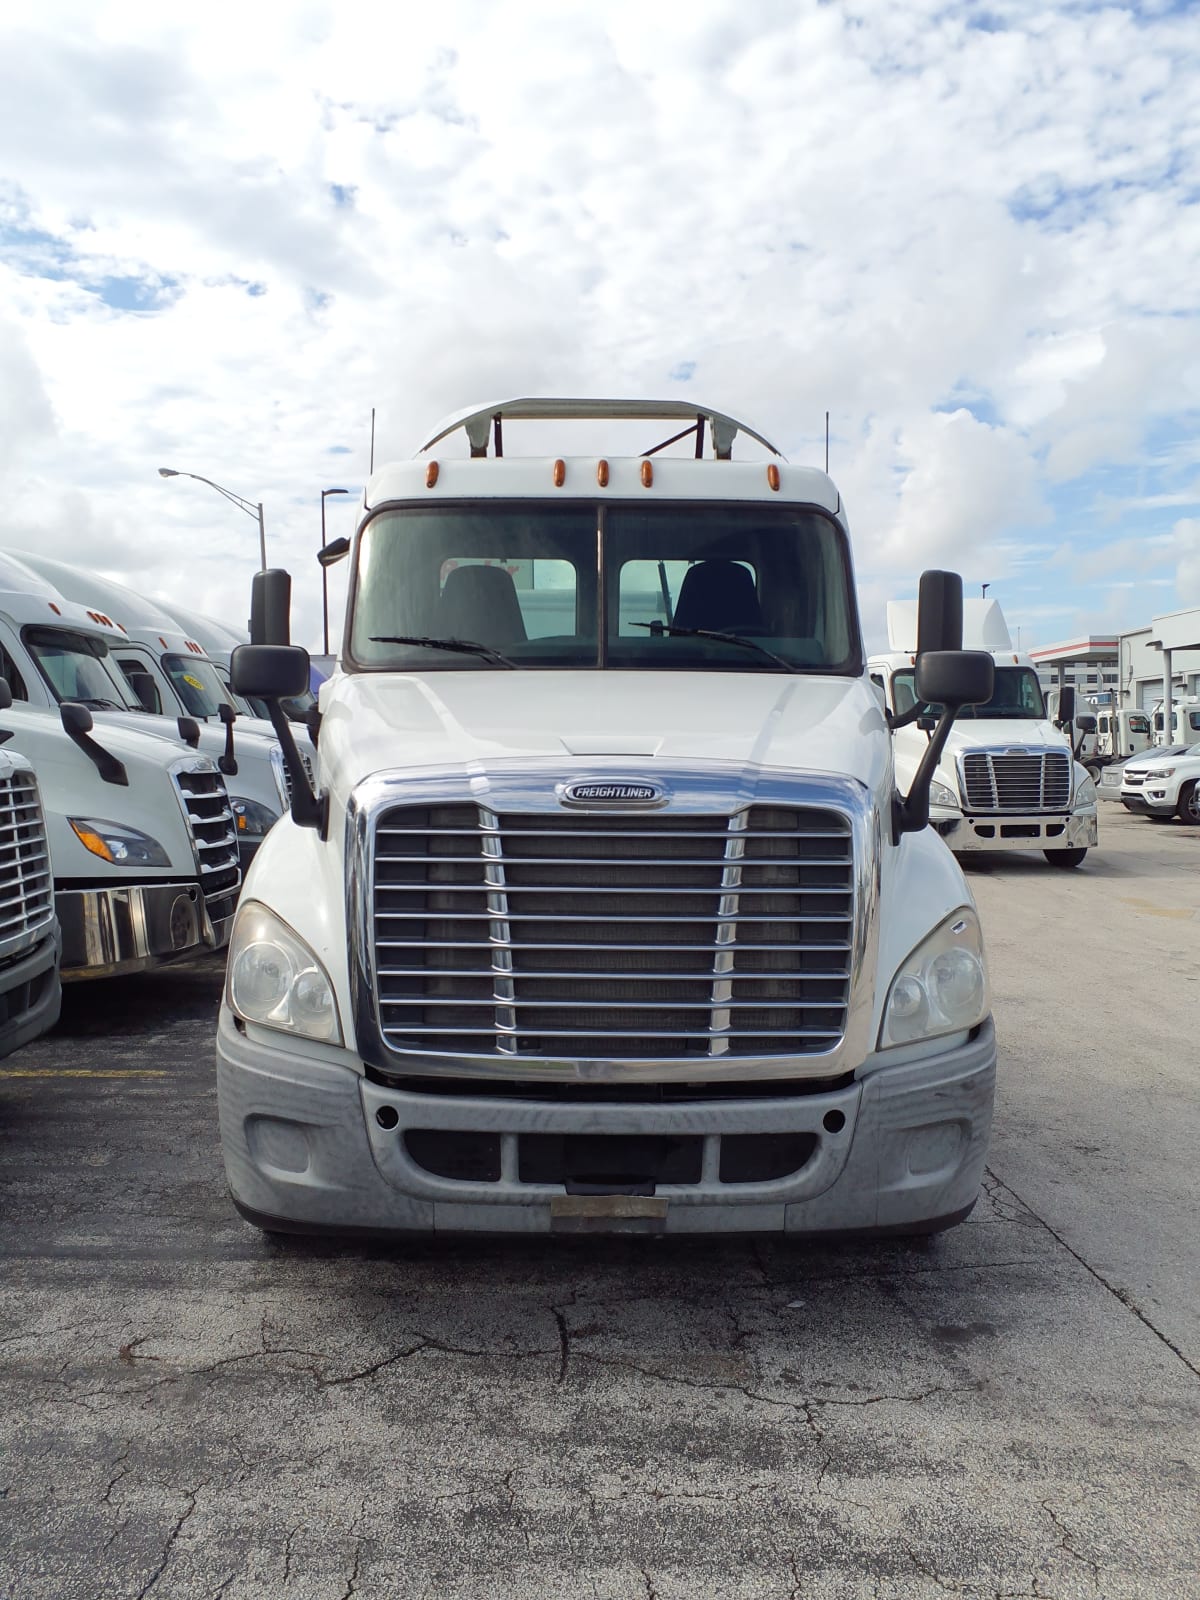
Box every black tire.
[1178,782,1200,825]
[1044,847,1087,868]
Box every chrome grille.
[371,804,854,1060]
[960,750,1072,813]
[171,765,241,898]
[0,770,54,956]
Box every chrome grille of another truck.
[171,764,241,902]
[960,749,1071,812]
[0,771,54,955]
[371,804,853,1060]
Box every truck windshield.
[22,626,143,710]
[349,502,860,673]
[893,665,1046,720]
[161,653,231,717]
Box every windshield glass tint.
[161,653,229,717]
[349,502,859,672]
[23,626,141,709]
[893,665,1046,720]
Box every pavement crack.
[984,1166,1200,1381]
[119,1336,159,1366]
[134,1486,200,1599]
[1040,1499,1101,1584]
[337,1537,363,1600]
[552,1307,570,1383]
[640,1569,659,1600]
[320,1341,432,1386]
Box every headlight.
[928,780,959,810]
[231,797,281,839]
[880,907,989,1049]
[69,817,171,867]
[1075,775,1097,806]
[227,901,342,1043]
[1150,766,1175,779]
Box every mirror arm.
[885,702,926,731]
[893,706,960,839]
[62,703,128,787]
[263,700,324,834]
[217,702,238,776]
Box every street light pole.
[320,489,351,656]
[158,467,268,571]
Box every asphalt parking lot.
[1,806,1197,1599]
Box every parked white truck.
[0,702,61,1054]
[871,599,1097,868]
[1150,698,1200,749]
[215,397,998,1241]
[0,554,294,866]
[0,689,240,979]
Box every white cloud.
[0,0,1196,649]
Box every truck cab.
[871,600,1098,868]
[217,397,998,1240]
[1149,698,1200,749]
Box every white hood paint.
[318,671,891,794]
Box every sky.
[1,0,1198,656]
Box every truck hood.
[940,718,1068,754]
[319,671,890,792]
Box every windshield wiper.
[630,622,799,674]
[75,697,128,711]
[369,635,516,669]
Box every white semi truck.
[217,397,999,1240]
[871,599,1098,869]
[0,712,61,1054]
[0,690,240,979]
[0,554,296,866]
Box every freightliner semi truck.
[218,397,997,1239]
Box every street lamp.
[158,467,267,571]
[320,488,351,655]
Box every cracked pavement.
[1,806,1198,1597]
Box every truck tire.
[1178,782,1200,824]
[1085,762,1102,782]
[1044,847,1087,868]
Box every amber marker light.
[597,459,609,487]
[553,459,566,487]
[426,461,439,488]
[641,460,654,487]
[767,463,781,491]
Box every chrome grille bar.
[960,749,1072,813]
[0,771,55,956]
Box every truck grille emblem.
[560,779,665,807]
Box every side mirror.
[60,701,94,738]
[1057,685,1076,726]
[916,570,964,655]
[914,649,994,712]
[232,644,311,699]
[176,716,201,749]
[250,568,293,646]
[125,669,160,713]
[318,537,350,569]
[0,677,12,711]
[60,700,128,786]
[1076,715,1097,734]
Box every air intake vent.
[370,803,854,1061]
[0,770,54,958]
[960,749,1072,813]
[172,763,241,900]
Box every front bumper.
[0,925,62,1059]
[1120,791,1175,816]
[217,1012,996,1237]
[933,807,1097,853]
[58,880,234,981]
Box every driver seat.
[436,565,528,646]
[671,560,764,633]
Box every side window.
[0,642,26,701]
[1189,712,1200,732]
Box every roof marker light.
[597,459,609,487]
[767,463,781,491]
[553,459,566,487]
[426,461,439,489]
[640,460,653,488]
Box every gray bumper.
[58,880,233,981]
[934,807,1097,852]
[217,1013,996,1237]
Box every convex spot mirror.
[914,650,995,712]
[231,644,311,701]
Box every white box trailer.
[871,600,1098,868]
[216,397,999,1240]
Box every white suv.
[1120,745,1200,823]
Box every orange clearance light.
[767,463,781,491]
[597,459,609,487]
[552,459,566,487]
[48,603,61,615]
[426,461,439,489]
[640,459,653,488]
[159,637,168,649]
